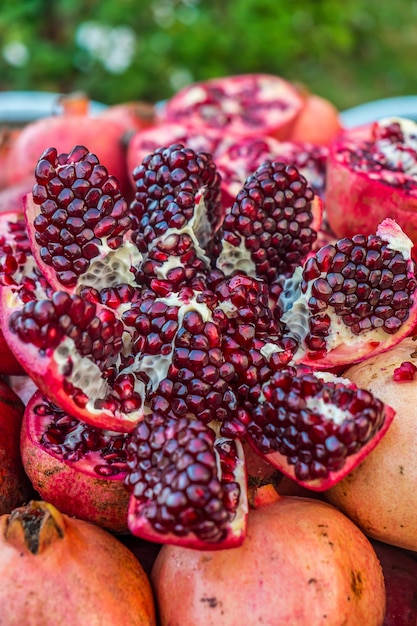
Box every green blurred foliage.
[0,0,416,110]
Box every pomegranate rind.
[0,287,144,433]
[326,119,417,253]
[21,392,129,532]
[281,218,417,368]
[248,404,395,492]
[159,73,305,140]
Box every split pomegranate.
[0,378,33,514]
[0,500,156,625]
[126,122,224,186]
[151,488,386,625]
[158,73,305,140]
[279,218,417,367]
[326,117,417,254]
[0,141,407,551]
[325,337,417,551]
[21,391,130,532]
[244,364,395,491]
[214,134,329,206]
[217,159,321,281]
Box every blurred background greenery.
[0,0,416,111]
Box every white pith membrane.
[53,336,146,423]
[211,424,248,539]
[127,416,248,547]
[343,117,417,188]
[123,291,215,394]
[74,239,142,294]
[217,237,257,277]
[278,219,414,360]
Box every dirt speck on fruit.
[350,570,364,598]
[200,596,220,609]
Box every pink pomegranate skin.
[4,115,130,197]
[20,401,130,533]
[325,338,417,551]
[0,379,33,514]
[151,494,386,626]
[0,501,156,625]
[325,124,417,249]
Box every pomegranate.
[4,99,130,196]
[244,364,395,491]
[0,141,406,550]
[151,488,386,625]
[0,127,20,190]
[325,117,417,254]
[289,92,344,146]
[0,378,33,514]
[21,391,130,532]
[0,177,33,214]
[0,500,156,625]
[97,101,156,134]
[158,73,305,140]
[371,540,417,626]
[126,122,225,191]
[279,218,417,368]
[325,337,417,551]
[214,134,329,206]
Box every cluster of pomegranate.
[2,73,417,624]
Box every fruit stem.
[5,501,65,554]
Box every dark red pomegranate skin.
[371,540,417,626]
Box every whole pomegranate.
[325,337,417,551]
[0,500,156,625]
[4,95,130,197]
[0,378,33,514]
[151,488,386,625]
[288,93,343,146]
[371,540,417,626]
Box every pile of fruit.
[1,73,417,624]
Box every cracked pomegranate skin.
[151,494,386,626]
